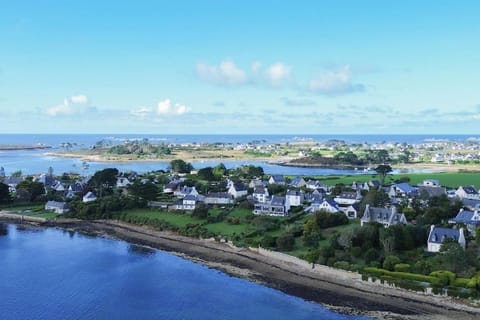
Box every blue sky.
[0,0,479,134]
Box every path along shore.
[1,213,479,320]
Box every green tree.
[197,167,216,181]
[169,159,194,173]
[276,233,295,251]
[212,163,227,179]
[88,168,119,196]
[374,164,393,186]
[302,219,323,247]
[383,255,401,271]
[0,182,12,204]
[11,170,22,178]
[127,181,159,201]
[192,203,209,219]
[16,180,45,201]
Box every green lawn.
[204,221,252,236]
[227,208,253,218]
[31,211,59,219]
[315,172,480,188]
[124,209,201,227]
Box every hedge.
[363,267,441,285]
[429,270,456,286]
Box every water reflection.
[128,244,156,257]
[0,223,8,236]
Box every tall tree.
[0,182,11,204]
[374,164,392,186]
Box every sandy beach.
[1,214,478,320]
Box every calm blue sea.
[0,224,370,320]
[0,133,471,176]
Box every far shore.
[1,213,479,320]
[44,151,480,174]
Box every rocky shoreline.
[1,215,479,320]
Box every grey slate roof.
[428,227,460,244]
[418,186,447,198]
[232,182,247,191]
[271,196,286,206]
[450,209,480,225]
[461,186,478,194]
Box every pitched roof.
[394,183,417,194]
[270,196,285,206]
[450,209,480,225]
[270,175,285,183]
[418,186,446,198]
[337,191,358,199]
[232,182,247,191]
[461,186,478,194]
[428,227,460,244]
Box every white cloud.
[157,99,189,115]
[196,60,248,86]
[309,65,365,95]
[46,95,96,117]
[265,62,291,87]
[130,107,153,118]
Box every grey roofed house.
[361,205,407,227]
[45,200,69,214]
[449,208,480,234]
[204,192,233,205]
[369,180,381,188]
[417,185,447,198]
[427,225,466,252]
[289,176,306,188]
[253,195,288,216]
[269,175,285,185]
[460,186,478,195]
[462,198,480,210]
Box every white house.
[344,204,360,219]
[83,191,97,203]
[422,179,440,187]
[253,196,289,216]
[175,194,198,211]
[334,191,362,206]
[388,183,417,199]
[116,177,132,188]
[44,201,69,214]
[289,176,306,188]
[269,175,286,185]
[285,190,304,207]
[204,192,233,205]
[455,186,479,200]
[449,208,480,235]
[228,182,248,199]
[361,205,407,227]
[253,186,269,203]
[427,225,465,253]
[315,200,341,213]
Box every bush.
[429,270,456,286]
[333,261,350,270]
[383,255,401,271]
[394,263,411,273]
[363,267,441,285]
[276,233,295,251]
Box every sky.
[0,0,479,134]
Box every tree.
[437,239,468,274]
[276,233,295,251]
[169,159,193,174]
[11,170,22,178]
[88,168,119,196]
[302,219,323,247]
[197,167,216,181]
[127,181,159,201]
[212,163,227,179]
[383,255,401,271]
[192,203,208,219]
[16,180,45,201]
[48,166,54,176]
[0,182,11,204]
[374,164,392,186]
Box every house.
[344,204,360,219]
[68,182,84,194]
[44,201,69,214]
[334,191,362,206]
[422,179,440,187]
[351,181,370,191]
[4,176,23,193]
[83,191,97,203]
[306,180,329,192]
[253,196,289,216]
[417,185,446,198]
[163,181,180,194]
[175,194,198,211]
[369,180,381,188]
[289,176,306,188]
[427,225,465,252]
[174,186,199,198]
[285,190,304,207]
[449,208,480,235]
[37,174,56,190]
[116,177,132,188]
[388,183,417,199]
[462,198,480,211]
[253,186,269,203]
[249,178,267,189]
[147,201,170,209]
[51,181,66,192]
[228,182,248,199]
[361,205,407,227]
[455,186,479,200]
[315,199,341,213]
[204,192,234,205]
[269,175,286,185]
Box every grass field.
[315,172,480,188]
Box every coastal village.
[1,150,480,300]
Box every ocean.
[0,223,371,320]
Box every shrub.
[363,267,441,285]
[333,261,350,270]
[383,255,401,271]
[429,270,456,286]
[394,263,411,273]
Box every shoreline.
[1,214,479,320]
